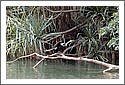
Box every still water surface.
[6,59,119,79]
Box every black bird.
[45,42,66,55]
[45,40,76,55]
[53,42,66,53]
[53,40,75,53]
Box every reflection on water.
[6,59,119,79]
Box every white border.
[1,1,124,84]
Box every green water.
[6,59,119,79]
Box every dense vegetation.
[6,6,119,65]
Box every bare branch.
[45,7,80,13]
[44,20,87,42]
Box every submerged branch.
[6,52,119,73]
[33,58,45,68]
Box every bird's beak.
[61,43,65,46]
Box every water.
[6,59,119,79]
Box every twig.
[6,53,36,64]
[59,21,87,34]
[53,13,62,19]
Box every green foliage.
[76,6,118,62]
[99,12,119,50]
[6,6,56,57]
[6,6,119,62]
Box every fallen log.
[6,52,119,73]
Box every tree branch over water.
[6,52,119,73]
